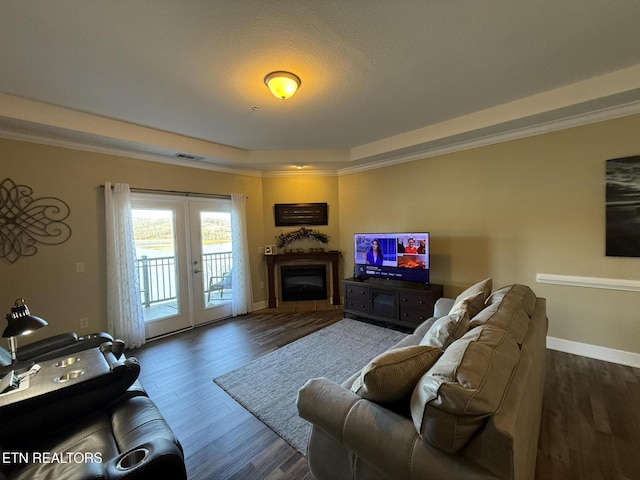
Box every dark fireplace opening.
[280,265,327,301]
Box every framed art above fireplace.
[274,203,328,226]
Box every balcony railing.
[136,251,233,307]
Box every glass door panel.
[189,201,232,325]
[131,198,191,338]
[132,209,178,320]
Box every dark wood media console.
[343,277,443,329]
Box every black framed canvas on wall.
[606,155,640,257]
[274,203,328,226]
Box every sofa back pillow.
[350,345,443,404]
[419,310,470,350]
[450,278,492,318]
[469,284,536,345]
[410,325,520,453]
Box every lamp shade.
[3,299,48,338]
[264,71,301,99]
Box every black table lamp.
[3,299,48,362]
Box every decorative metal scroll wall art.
[0,178,72,263]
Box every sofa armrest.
[297,377,361,441]
[298,377,497,480]
[434,297,455,317]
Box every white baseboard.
[252,300,268,311]
[547,336,640,368]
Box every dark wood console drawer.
[345,298,370,313]
[345,284,370,313]
[345,284,369,298]
[398,308,432,327]
[398,292,432,310]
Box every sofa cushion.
[486,284,536,315]
[451,278,492,317]
[469,284,536,344]
[351,345,443,404]
[419,310,470,349]
[410,325,520,453]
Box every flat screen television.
[354,232,430,284]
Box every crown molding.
[337,99,640,176]
[3,94,640,178]
[261,169,338,178]
[0,128,264,178]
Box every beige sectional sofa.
[297,280,548,480]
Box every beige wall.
[261,175,340,252]
[0,139,265,343]
[339,113,640,354]
[2,113,639,355]
[261,175,342,301]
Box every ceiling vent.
[174,153,201,160]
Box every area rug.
[213,318,407,454]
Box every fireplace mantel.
[264,251,341,307]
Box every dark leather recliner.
[0,331,118,371]
[0,340,186,480]
[0,388,187,480]
[0,342,140,443]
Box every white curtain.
[104,182,145,348]
[231,193,253,316]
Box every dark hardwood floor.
[131,307,640,480]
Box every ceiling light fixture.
[264,71,301,100]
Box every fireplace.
[280,265,327,301]
[264,251,341,307]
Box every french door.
[131,194,232,339]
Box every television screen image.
[354,232,429,283]
[396,255,426,269]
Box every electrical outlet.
[76,262,85,273]
[80,318,89,329]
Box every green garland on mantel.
[275,227,330,249]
